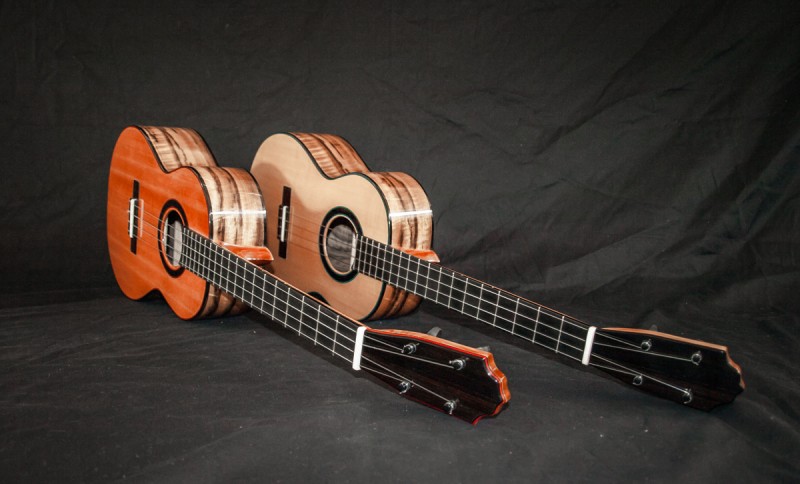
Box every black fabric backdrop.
[1,1,798,482]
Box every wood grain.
[250,132,435,321]
[107,126,266,319]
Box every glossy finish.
[107,126,509,423]
[249,132,744,410]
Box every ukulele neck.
[354,236,593,364]
[177,224,363,364]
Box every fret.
[493,291,517,334]
[512,302,539,343]
[257,270,267,315]
[529,306,564,353]
[197,237,209,281]
[314,305,321,345]
[372,239,382,280]
[366,240,378,279]
[332,314,340,356]
[235,257,246,297]
[270,274,279,321]
[555,316,590,362]
[400,253,414,293]
[273,277,290,328]
[476,285,502,326]
[351,236,594,364]
[213,244,223,288]
[289,294,304,336]
[314,309,336,354]
[354,238,364,274]
[449,273,466,313]
[242,265,254,306]
[411,255,422,297]
[427,265,443,305]
[462,279,482,319]
[178,228,367,368]
[389,245,401,289]
[443,270,455,309]
[555,315,565,355]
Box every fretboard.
[356,236,591,364]
[179,227,362,363]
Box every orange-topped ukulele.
[107,126,509,423]
[249,132,744,411]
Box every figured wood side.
[250,133,433,320]
[108,126,267,320]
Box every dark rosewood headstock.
[360,328,510,424]
[591,328,744,410]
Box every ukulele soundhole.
[320,209,361,282]
[158,201,188,276]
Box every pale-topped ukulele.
[106,126,510,423]
[248,132,744,411]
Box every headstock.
[359,327,510,424]
[590,327,744,410]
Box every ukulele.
[248,132,745,411]
[106,126,510,423]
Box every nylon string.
[129,207,465,405]
[242,204,696,396]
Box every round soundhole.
[320,210,361,281]
[158,201,187,277]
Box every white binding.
[352,326,368,370]
[582,326,597,366]
[388,209,433,219]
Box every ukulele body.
[250,133,433,321]
[107,126,266,319]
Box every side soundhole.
[320,211,360,281]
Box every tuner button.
[449,358,467,370]
[443,400,457,415]
[427,326,442,337]
[477,345,491,352]
[398,380,411,394]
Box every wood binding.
[107,126,511,422]
[248,131,744,410]
[250,132,435,321]
[107,126,266,319]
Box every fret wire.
[143,219,495,409]
[354,252,585,360]
[511,298,519,335]
[556,315,565,355]
[141,215,469,373]
[413,255,422,298]
[353,237,592,358]
[364,238,584,335]
[178,229,360,361]
[478,284,485,322]
[314,304,321,346]
[354,237,584,339]
[492,287,500,327]
[422,257,431,300]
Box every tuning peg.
[427,326,442,337]
[649,324,658,331]
[477,345,491,352]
